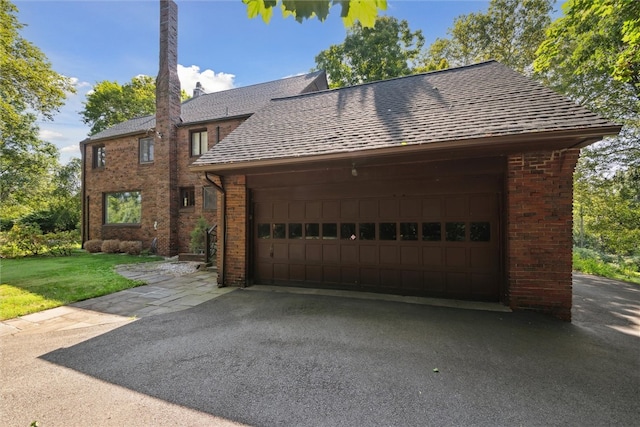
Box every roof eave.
[189,125,622,174]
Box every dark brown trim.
[189,126,622,175]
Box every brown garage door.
[252,179,501,301]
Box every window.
[379,223,397,240]
[139,137,154,163]
[203,186,217,210]
[289,223,303,239]
[180,187,195,208]
[470,222,491,242]
[258,223,271,239]
[400,222,418,240]
[93,145,105,168]
[104,191,141,224]
[305,223,320,239]
[190,130,208,157]
[446,222,466,241]
[422,222,441,241]
[273,223,286,239]
[359,223,376,240]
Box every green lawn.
[0,251,163,320]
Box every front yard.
[0,251,162,320]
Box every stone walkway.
[0,261,235,337]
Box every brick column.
[154,0,181,256]
[220,175,248,286]
[506,149,580,321]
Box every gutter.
[189,125,623,174]
[205,172,226,287]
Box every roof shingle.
[87,71,327,141]
[193,61,619,168]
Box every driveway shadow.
[40,284,639,427]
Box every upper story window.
[93,145,105,169]
[139,137,154,163]
[203,186,217,210]
[190,130,208,157]
[180,187,195,208]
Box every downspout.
[205,172,225,287]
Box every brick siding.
[506,149,581,320]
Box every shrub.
[119,240,142,255]
[101,240,121,254]
[190,217,209,253]
[83,239,103,253]
[46,231,80,256]
[8,224,46,256]
[0,217,15,232]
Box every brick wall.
[506,149,580,321]
[219,174,247,287]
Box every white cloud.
[39,129,64,141]
[178,64,235,95]
[60,145,80,154]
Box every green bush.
[0,226,80,258]
[190,217,209,253]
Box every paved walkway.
[0,262,235,337]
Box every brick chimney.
[193,81,206,98]
[155,0,181,256]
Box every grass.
[0,251,163,320]
[573,248,640,285]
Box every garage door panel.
[255,202,273,220]
[306,201,322,219]
[360,268,379,285]
[471,273,499,297]
[359,245,377,264]
[273,202,288,218]
[470,246,495,269]
[380,269,398,287]
[445,196,467,217]
[401,270,423,290]
[341,267,358,285]
[322,201,339,218]
[359,200,377,218]
[424,271,446,293]
[256,262,273,282]
[289,201,305,220]
[306,244,322,262]
[273,243,288,260]
[445,247,467,267]
[253,177,501,301]
[322,245,339,263]
[273,263,288,280]
[423,247,443,266]
[341,200,358,218]
[306,265,322,282]
[423,198,442,218]
[341,245,357,263]
[379,199,399,218]
[323,266,340,283]
[447,272,470,295]
[401,246,421,265]
[400,199,421,218]
[379,246,398,264]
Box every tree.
[0,0,75,133]
[422,0,554,73]
[535,0,640,259]
[243,0,387,28]
[534,0,640,170]
[314,16,425,88]
[81,75,191,135]
[0,0,74,219]
[81,76,156,135]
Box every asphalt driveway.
[2,274,638,426]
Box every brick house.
[189,61,620,321]
[80,0,327,257]
[81,0,620,320]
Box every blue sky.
[15,0,502,163]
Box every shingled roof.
[192,61,620,170]
[86,70,327,141]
